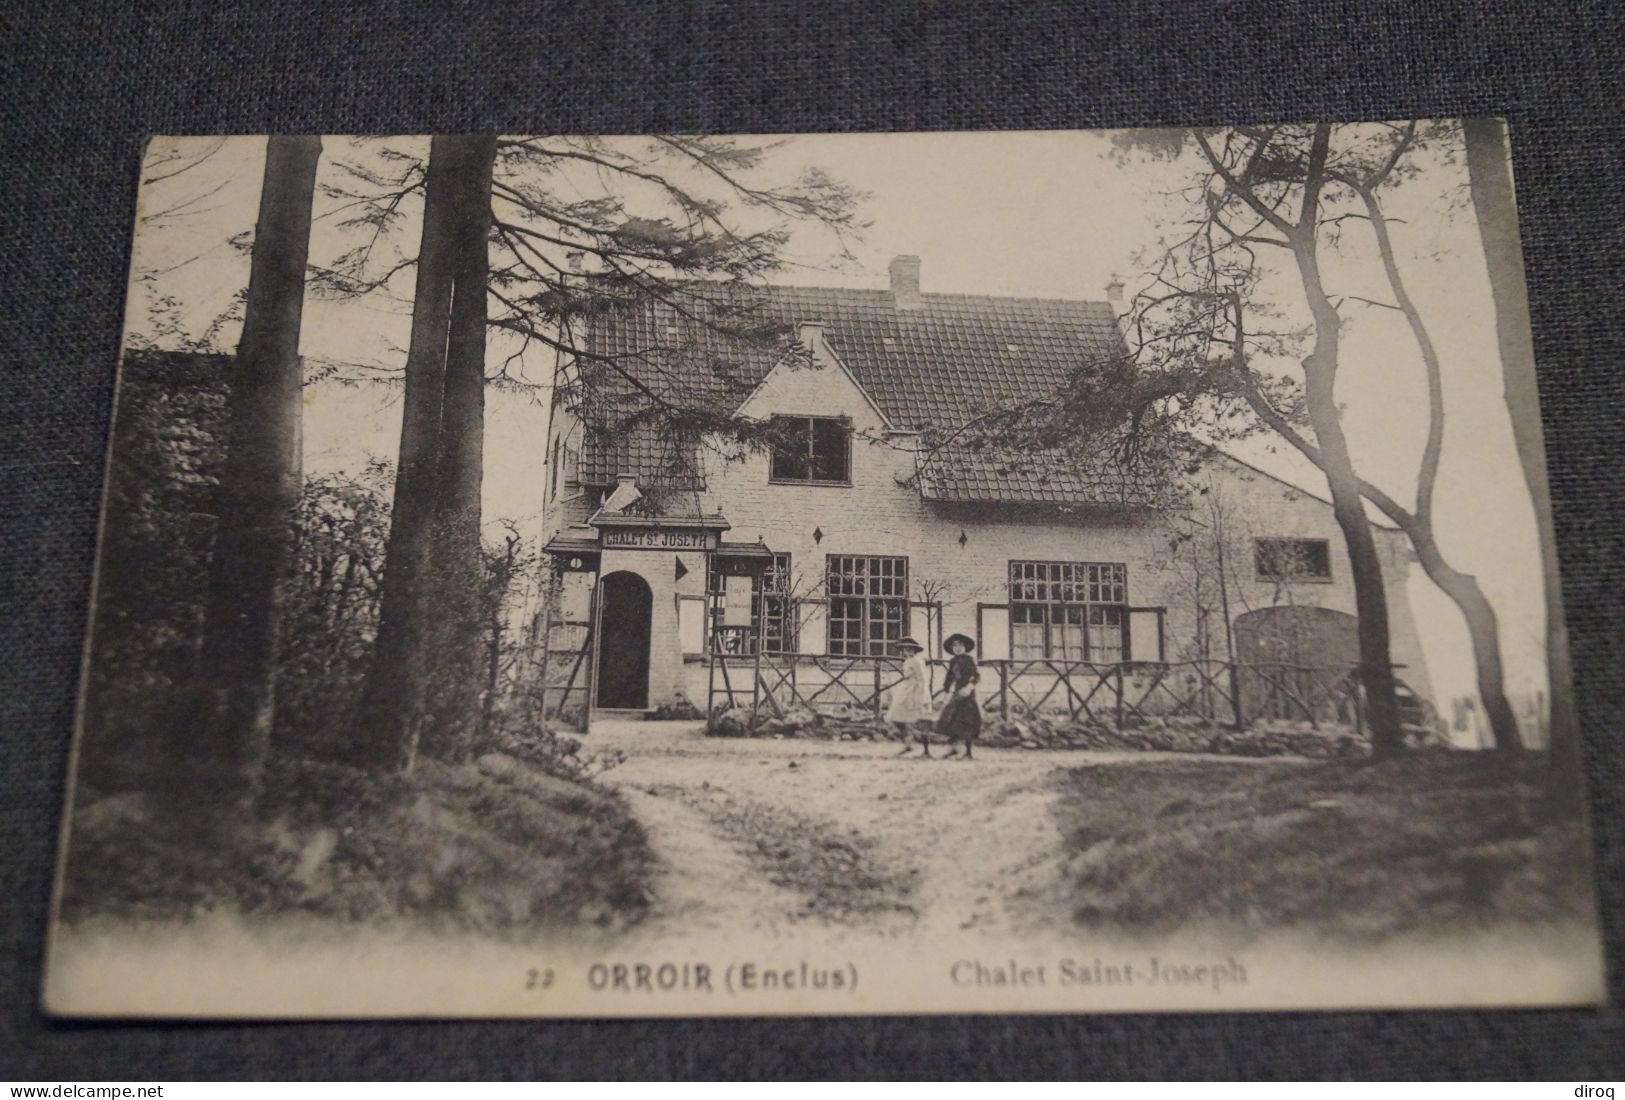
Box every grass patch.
[1049,750,1596,943]
[58,751,654,941]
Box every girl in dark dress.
[935,633,982,760]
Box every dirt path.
[589,720,1220,941]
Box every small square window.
[1255,538,1333,581]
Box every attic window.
[881,337,896,347]
[769,415,852,485]
[1006,343,1021,352]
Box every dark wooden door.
[596,571,652,709]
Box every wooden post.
[717,652,734,707]
[581,575,600,734]
[706,640,716,729]
[750,647,763,731]
[999,662,1009,721]
[749,581,766,731]
[1230,660,1246,732]
[873,661,883,723]
[1115,664,1125,729]
[537,589,554,721]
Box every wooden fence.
[707,653,1434,735]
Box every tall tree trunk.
[1401,523,1522,751]
[1356,182,1524,753]
[193,135,321,809]
[1463,119,1581,801]
[354,136,463,771]
[421,135,495,762]
[1314,413,1403,756]
[1285,134,1404,756]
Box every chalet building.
[539,256,1433,720]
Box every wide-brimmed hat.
[944,633,976,653]
[896,636,925,651]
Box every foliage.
[1102,123,1527,753]
[70,348,649,930]
[78,351,230,790]
[924,124,1465,491]
[82,350,579,780]
[314,135,867,479]
[274,461,393,758]
[273,463,573,768]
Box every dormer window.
[769,415,851,485]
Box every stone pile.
[706,703,1442,759]
[708,703,896,742]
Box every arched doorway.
[596,571,652,709]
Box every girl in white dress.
[888,636,936,755]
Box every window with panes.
[1008,560,1127,663]
[1254,537,1333,581]
[770,416,852,484]
[826,554,908,656]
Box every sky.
[125,129,1554,717]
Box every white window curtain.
[1129,608,1164,663]
[798,600,828,656]
[677,595,706,654]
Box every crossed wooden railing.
[706,653,1429,735]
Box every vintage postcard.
[45,124,1605,1017]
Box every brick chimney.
[1105,278,1129,339]
[889,254,922,309]
[602,473,642,513]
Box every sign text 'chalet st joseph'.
[600,526,722,552]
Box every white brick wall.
[540,405,594,544]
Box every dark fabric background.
[2,0,1621,1080]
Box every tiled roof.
[575,282,1137,505]
[574,283,772,491]
[819,292,1123,431]
[577,422,704,491]
[916,449,1159,507]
